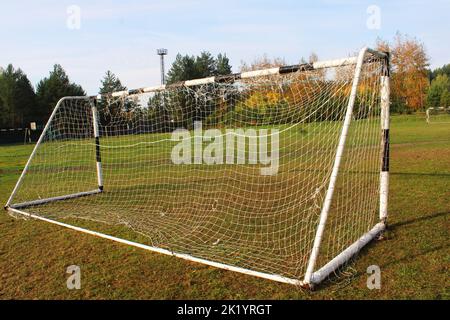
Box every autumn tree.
[240,54,286,72]
[377,33,430,112]
[237,55,289,125]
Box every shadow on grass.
[331,243,450,292]
[377,243,449,270]
[310,210,449,291]
[390,172,450,178]
[389,210,449,229]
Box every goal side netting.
[5,48,390,287]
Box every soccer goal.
[426,107,450,124]
[5,47,390,288]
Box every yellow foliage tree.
[377,33,430,111]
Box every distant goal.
[426,107,450,124]
[5,47,390,288]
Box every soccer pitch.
[0,114,449,299]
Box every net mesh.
[9,52,385,282]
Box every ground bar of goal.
[6,207,302,286]
[9,189,102,209]
[6,206,386,288]
[309,222,386,285]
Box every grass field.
[0,114,449,299]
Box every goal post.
[91,100,104,191]
[5,47,390,288]
[303,48,390,286]
[5,97,104,210]
[380,60,390,222]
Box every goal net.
[5,48,390,287]
[426,107,450,124]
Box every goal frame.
[426,107,450,124]
[4,47,390,288]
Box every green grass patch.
[0,114,448,299]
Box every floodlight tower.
[157,48,168,85]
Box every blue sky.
[1,0,449,95]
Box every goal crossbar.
[100,50,388,99]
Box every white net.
[8,51,386,283]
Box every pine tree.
[166,54,197,84]
[377,33,430,111]
[216,54,232,75]
[195,51,216,78]
[99,70,127,94]
[166,52,233,84]
[98,70,133,122]
[15,72,37,125]
[0,64,36,127]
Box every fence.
[0,127,44,145]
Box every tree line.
[0,64,85,128]
[0,52,232,129]
[1,37,449,130]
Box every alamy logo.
[367,265,381,289]
[366,5,381,30]
[66,5,81,30]
[66,265,81,290]
[171,121,279,176]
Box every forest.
[1,33,449,131]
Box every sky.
[0,0,449,95]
